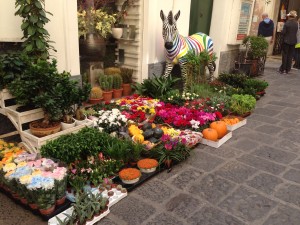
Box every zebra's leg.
[163,61,174,78]
[207,61,216,82]
[179,61,188,91]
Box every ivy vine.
[15,0,56,59]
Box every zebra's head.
[160,10,180,50]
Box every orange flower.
[137,158,158,169]
[119,168,141,180]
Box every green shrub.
[230,94,256,115]
[189,83,216,98]
[218,73,248,88]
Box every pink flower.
[164,143,173,150]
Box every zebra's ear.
[174,10,180,21]
[160,10,166,21]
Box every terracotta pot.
[56,196,66,206]
[122,83,132,96]
[29,203,38,210]
[20,197,28,205]
[102,91,113,102]
[11,192,19,200]
[39,205,55,215]
[164,159,172,169]
[29,121,61,137]
[113,88,123,99]
[89,97,103,104]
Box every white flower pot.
[61,119,76,130]
[112,28,123,39]
[74,115,87,126]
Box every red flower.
[215,111,223,119]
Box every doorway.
[189,0,214,35]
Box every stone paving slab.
[2,59,300,224]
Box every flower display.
[155,103,216,130]
[137,159,158,169]
[96,108,127,133]
[0,140,68,211]
[119,168,141,181]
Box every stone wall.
[218,49,240,74]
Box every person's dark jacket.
[282,18,298,45]
[258,20,274,37]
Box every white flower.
[112,108,119,115]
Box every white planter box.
[201,131,232,148]
[48,188,127,225]
[21,120,94,153]
[48,206,110,225]
[226,118,247,131]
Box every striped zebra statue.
[160,10,216,89]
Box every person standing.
[258,13,275,47]
[279,10,298,74]
[293,18,300,69]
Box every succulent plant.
[90,86,103,99]
[120,67,133,84]
[104,67,121,75]
[99,75,113,92]
[113,74,123,89]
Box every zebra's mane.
[167,11,173,25]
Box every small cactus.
[113,74,123,89]
[104,67,121,75]
[99,74,113,91]
[120,67,133,83]
[90,86,103,99]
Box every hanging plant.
[15,0,56,60]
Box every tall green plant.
[15,0,55,59]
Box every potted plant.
[237,36,269,76]
[112,74,123,99]
[74,82,91,125]
[8,59,70,137]
[151,134,191,168]
[137,158,158,173]
[99,74,113,102]
[230,94,256,117]
[120,67,133,96]
[89,86,103,104]
[118,168,141,184]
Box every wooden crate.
[0,89,14,115]
[5,105,44,132]
[21,120,94,153]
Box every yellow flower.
[149,108,156,115]
[19,175,33,185]
[17,162,27,168]
[3,162,16,172]
[32,169,42,176]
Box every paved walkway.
[1,58,300,225]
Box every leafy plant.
[15,0,55,59]
[185,50,217,86]
[230,94,256,115]
[189,83,216,98]
[0,53,31,90]
[151,135,191,165]
[217,73,248,89]
[77,8,117,39]
[242,36,269,59]
[243,79,268,93]
[120,67,133,84]
[132,74,180,99]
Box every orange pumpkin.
[202,128,218,141]
[210,121,227,138]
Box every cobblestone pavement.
[1,58,300,225]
